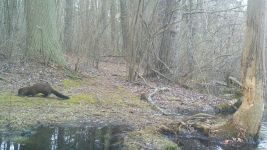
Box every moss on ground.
[69,93,98,104]
[62,79,82,88]
[0,78,150,131]
[0,77,178,149]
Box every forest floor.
[0,59,237,149]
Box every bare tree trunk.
[186,0,195,79]
[3,0,18,58]
[64,0,73,52]
[92,0,108,69]
[110,0,116,53]
[177,0,196,81]
[225,0,266,138]
[119,0,130,58]
[25,0,65,65]
[4,0,11,40]
[120,0,134,81]
[157,0,178,74]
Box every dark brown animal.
[18,83,69,99]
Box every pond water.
[256,106,267,150]
[171,106,267,150]
[0,125,130,150]
[1,109,267,150]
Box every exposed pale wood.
[231,0,266,137]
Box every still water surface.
[1,109,267,150]
[174,107,267,150]
[0,125,130,150]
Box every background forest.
[0,0,251,91]
[1,0,267,149]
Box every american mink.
[18,83,69,99]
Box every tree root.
[159,113,216,137]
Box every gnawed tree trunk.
[222,0,266,138]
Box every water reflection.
[0,125,129,150]
[257,107,267,150]
[165,106,267,150]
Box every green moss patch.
[0,74,172,150]
[62,79,82,88]
[0,91,93,130]
[68,93,98,104]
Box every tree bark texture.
[232,0,266,137]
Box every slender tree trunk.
[64,0,73,52]
[119,0,130,57]
[92,0,108,69]
[120,0,136,81]
[4,0,11,38]
[3,0,13,58]
[178,0,195,80]
[110,0,116,53]
[186,0,195,78]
